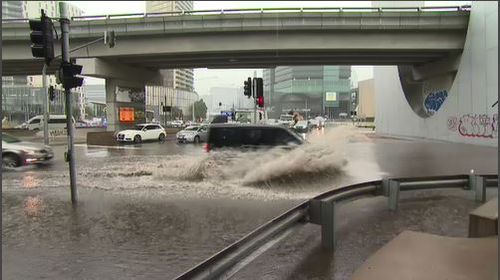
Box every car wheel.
[134,135,142,144]
[159,133,166,142]
[3,154,21,168]
[194,136,200,144]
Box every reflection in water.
[22,174,41,189]
[2,192,296,279]
[23,196,44,217]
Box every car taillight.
[204,143,211,152]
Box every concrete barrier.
[87,131,118,146]
[2,128,38,137]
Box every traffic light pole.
[42,63,49,146]
[59,2,78,204]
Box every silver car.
[2,133,54,167]
[176,125,208,143]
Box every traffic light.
[61,62,84,89]
[104,30,116,48]
[48,85,55,101]
[255,77,264,108]
[243,77,252,98]
[29,10,54,65]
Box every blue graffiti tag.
[424,90,448,115]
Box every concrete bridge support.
[78,58,163,131]
[375,1,498,146]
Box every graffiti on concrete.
[447,116,458,131]
[424,90,448,115]
[49,129,66,138]
[448,114,498,138]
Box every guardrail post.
[474,176,487,203]
[388,180,400,211]
[381,178,390,197]
[320,200,336,250]
[468,173,475,190]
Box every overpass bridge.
[1,5,476,133]
[2,6,470,75]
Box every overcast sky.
[68,1,471,95]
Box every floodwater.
[2,126,497,279]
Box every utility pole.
[42,64,49,145]
[192,96,196,122]
[59,2,78,204]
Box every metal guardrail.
[1,5,471,23]
[175,173,497,280]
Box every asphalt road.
[2,127,497,279]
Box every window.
[29,119,41,124]
[145,125,159,130]
[48,118,67,124]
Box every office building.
[145,1,194,92]
[2,1,25,19]
[357,79,375,121]
[24,1,83,18]
[263,66,352,119]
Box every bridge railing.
[174,173,497,280]
[1,5,471,23]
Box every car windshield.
[2,134,21,143]
[134,125,145,130]
[184,126,199,131]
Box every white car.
[116,123,166,143]
[176,125,208,143]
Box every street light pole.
[59,2,78,204]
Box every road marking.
[74,144,142,150]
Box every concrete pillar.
[105,78,146,132]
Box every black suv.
[205,124,304,152]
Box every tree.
[188,99,207,121]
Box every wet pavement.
[2,126,497,279]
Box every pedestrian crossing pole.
[59,2,78,204]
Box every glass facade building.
[263,66,352,119]
[145,86,199,122]
[2,86,84,125]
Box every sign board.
[325,92,337,101]
[119,107,135,123]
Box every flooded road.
[2,127,497,279]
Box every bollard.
[320,200,336,250]
[388,180,400,211]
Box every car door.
[144,125,157,140]
[198,126,208,142]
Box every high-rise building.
[2,1,25,19]
[146,1,193,13]
[24,1,83,18]
[145,1,194,92]
[263,66,352,119]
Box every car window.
[48,118,67,124]
[30,119,41,124]
[209,128,242,147]
[146,125,159,130]
[273,128,302,145]
[242,128,263,146]
[134,125,145,130]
